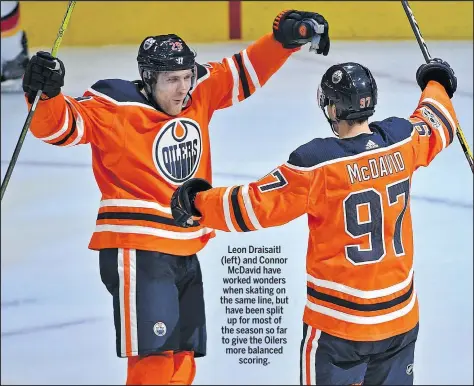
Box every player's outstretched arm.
[409,59,459,168]
[195,10,330,111]
[171,161,313,232]
[22,51,115,147]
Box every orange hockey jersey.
[27,33,300,256]
[193,81,459,341]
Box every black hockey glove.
[22,51,65,103]
[272,10,330,55]
[416,58,457,98]
[171,178,213,228]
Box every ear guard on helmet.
[317,84,340,137]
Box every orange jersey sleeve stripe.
[27,95,91,146]
[44,100,85,146]
[241,48,261,90]
[240,184,264,230]
[417,81,458,134]
[195,164,311,231]
[235,186,259,232]
[420,101,455,145]
[222,184,262,232]
[229,33,297,103]
[232,53,252,101]
[197,186,231,231]
[409,81,459,167]
[203,33,297,110]
[245,33,299,88]
[35,99,73,142]
[228,185,254,232]
[221,53,258,105]
[223,186,240,231]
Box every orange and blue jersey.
[193,81,459,341]
[26,33,300,256]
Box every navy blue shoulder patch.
[288,137,344,168]
[90,79,152,105]
[288,117,415,168]
[369,117,413,144]
[196,63,210,81]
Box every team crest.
[143,37,155,50]
[332,70,343,84]
[152,118,202,184]
[153,322,167,336]
[421,106,441,129]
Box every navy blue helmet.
[318,62,377,134]
[137,34,197,104]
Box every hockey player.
[21,9,330,385]
[1,1,29,91]
[171,59,459,385]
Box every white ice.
[1,40,473,385]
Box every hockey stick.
[0,1,77,201]
[401,0,474,174]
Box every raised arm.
[23,51,117,147]
[193,10,330,112]
[410,59,459,168]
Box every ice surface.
[1,40,472,385]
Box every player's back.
[186,79,458,342]
[294,79,459,342]
[299,116,421,342]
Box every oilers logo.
[153,321,167,337]
[421,106,442,130]
[153,118,202,184]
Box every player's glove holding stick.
[22,51,65,103]
[272,10,330,55]
[171,178,213,228]
[416,58,457,99]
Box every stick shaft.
[401,0,473,173]
[1,1,77,201]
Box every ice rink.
[1,40,473,385]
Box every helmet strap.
[322,104,340,137]
[182,65,197,107]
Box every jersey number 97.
[343,178,410,265]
